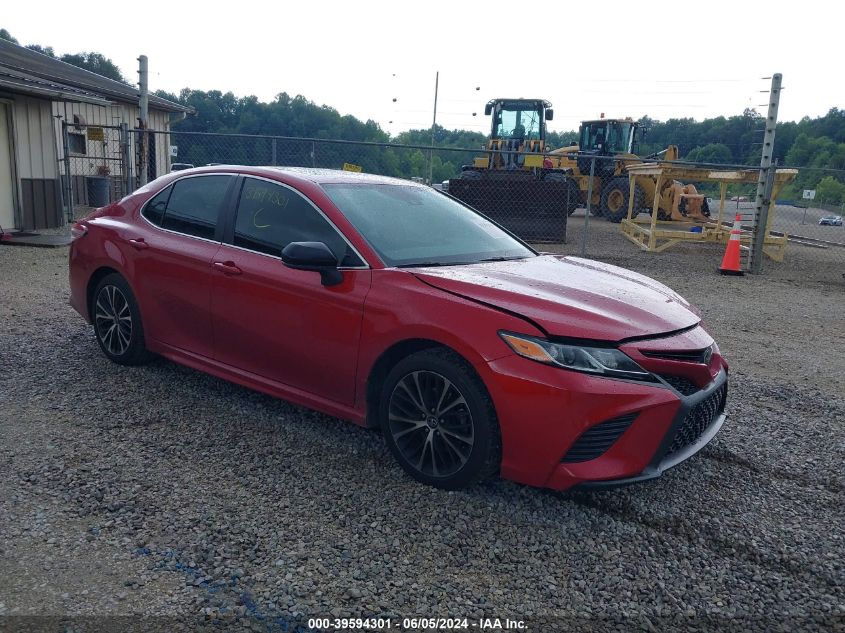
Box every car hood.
[412,255,699,341]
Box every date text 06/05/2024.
[306,617,527,630]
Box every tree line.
[157,87,845,202]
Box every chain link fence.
[60,122,130,212]
[67,127,841,279]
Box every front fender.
[354,270,543,411]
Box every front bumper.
[573,373,727,489]
[481,354,728,491]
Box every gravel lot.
[1,222,843,632]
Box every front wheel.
[92,273,153,366]
[601,177,644,223]
[380,349,501,489]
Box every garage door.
[0,103,15,231]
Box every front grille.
[667,383,727,456]
[561,413,637,463]
[660,374,700,396]
[642,346,712,364]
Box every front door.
[210,176,371,406]
[0,102,16,230]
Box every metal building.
[0,39,190,231]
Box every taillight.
[70,222,88,240]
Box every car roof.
[170,165,424,188]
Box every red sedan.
[69,167,728,490]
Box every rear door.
[131,174,235,358]
[210,176,371,405]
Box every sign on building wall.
[802,190,816,200]
[87,127,104,142]
[169,145,178,157]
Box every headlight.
[499,331,654,381]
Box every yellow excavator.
[453,99,711,223]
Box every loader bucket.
[448,177,573,243]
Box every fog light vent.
[561,413,637,463]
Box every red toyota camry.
[69,167,728,491]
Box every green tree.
[815,176,845,204]
[0,28,18,43]
[685,143,733,164]
[26,44,55,57]
[59,52,126,82]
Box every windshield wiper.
[476,256,530,263]
[396,261,453,268]
[398,257,529,268]
[397,260,486,268]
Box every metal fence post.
[271,139,277,166]
[61,121,74,223]
[119,123,133,196]
[138,55,149,186]
[564,182,571,244]
[749,73,782,274]
[581,157,596,257]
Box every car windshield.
[322,184,535,267]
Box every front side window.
[157,175,231,240]
[322,184,535,267]
[232,178,363,266]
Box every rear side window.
[232,178,363,266]
[142,186,171,227]
[142,175,232,240]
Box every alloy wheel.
[94,285,133,356]
[388,370,475,478]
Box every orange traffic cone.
[719,213,744,276]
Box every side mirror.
[545,108,554,121]
[484,103,493,116]
[281,241,343,286]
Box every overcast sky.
[4,1,840,136]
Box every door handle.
[127,238,149,250]
[212,261,243,275]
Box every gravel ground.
[1,226,843,632]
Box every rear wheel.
[92,273,153,366]
[601,177,644,223]
[381,349,501,489]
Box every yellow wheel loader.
[452,99,711,225]
[447,99,580,241]
[546,118,710,223]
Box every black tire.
[91,273,153,366]
[380,348,501,490]
[460,169,482,180]
[542,172,580,215]
[601,177,644,223]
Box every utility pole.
[429,71,439,186]
[138,55,149,186]
[749,74,781,274]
